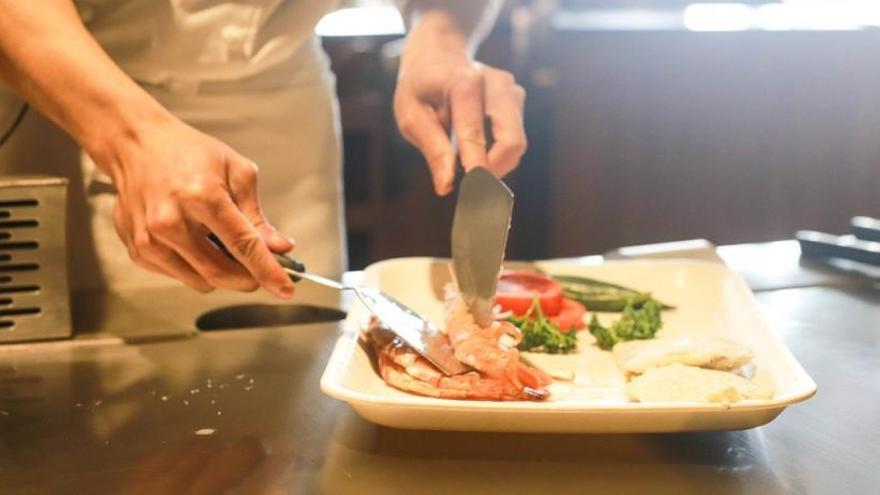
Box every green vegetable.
[509,300,577,354]
[588,299,663,350]
[553,275,674,312]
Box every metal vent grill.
[0,176,70,343]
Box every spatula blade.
[356,287,470,375]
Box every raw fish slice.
[626,363,774,404]
[613,336,754,375]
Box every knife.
[451,167,515,327]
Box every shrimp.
[363,284,551,401]
[444,285,551,393]
[366,327,540,401]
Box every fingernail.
[271,232,294,249]
[276,282,294,299]
[435,176,453,196]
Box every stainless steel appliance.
[0,175,71,343]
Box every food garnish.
[554,275,673,312]
[495,271,564,316]
[509,300,578,354]
[588,299,663,350]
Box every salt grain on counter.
[217,411,222,416]
[94,400,103,407]
[235,374,245,380]
[183,400,189,406]
[190,388,200,395]
[161,395,169,402]
[195,428,215,436]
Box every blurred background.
[320,0,880,268]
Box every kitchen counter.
[1,242,878,494]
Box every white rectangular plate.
[320,258,816,433]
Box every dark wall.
[548,30,880,256]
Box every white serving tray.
[320,257,816,433]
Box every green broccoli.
[588,299,663,350]
[509,300,578,354]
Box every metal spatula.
[284,267,469,375]
[207,234,469,375]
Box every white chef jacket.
[0,0,348,291]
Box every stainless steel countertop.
[1,242,878,494]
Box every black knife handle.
[796,230,880,266]
[207,233,306,281]
[850,216,880,243]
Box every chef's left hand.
[394,21,527,196]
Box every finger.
[144,200,255,292]
[449,67,489,172]
[227,153,295,253]
[113,200,171,278]
[136,236,214,293]
[192,194,294,299]
[484,71,527,177]
[395,94,456,195]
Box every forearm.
[401,0,502,58]
[0,0,170,167]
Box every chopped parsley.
[509,300,578,354]
[588,298,663,350]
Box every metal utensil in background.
[207,234,468,375]
[796,229,880,266]
[451,167,515,327]
[850,216,880,243]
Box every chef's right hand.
[95,115,295,298]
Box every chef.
[0,0,526,298]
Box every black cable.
[0,102,29,148]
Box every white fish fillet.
[626,363,774,404]
[613,336,754,374]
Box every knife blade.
[451,167,514,327]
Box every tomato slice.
[550,298,587,332]
[495,271,564,316]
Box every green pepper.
[553,275,674,312]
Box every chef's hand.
[99,115,295,297]
[393,11,527,196]
[0,0,293,297]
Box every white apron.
[0,0,346,291]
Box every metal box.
[0,176,71,342]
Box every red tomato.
[495,271,564,316]
[550,298,588,332]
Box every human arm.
[0,0,294,297]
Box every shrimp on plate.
[363,285,551,401]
